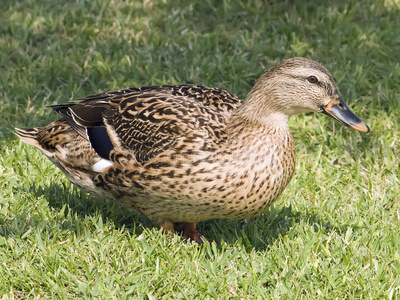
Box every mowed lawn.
[1,0,399,298]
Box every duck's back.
[84,84,242,163]
[16,84,242,197]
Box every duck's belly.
[93,158,295,224]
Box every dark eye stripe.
[285,74,334,95]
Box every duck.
[16,57,369,243]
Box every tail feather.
[15,127,42,148]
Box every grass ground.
[1,0,399,298]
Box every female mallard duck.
[16,57,369,243]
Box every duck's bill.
[322,95,370,133]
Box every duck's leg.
[180,222,213,244]
[159,220,174,236]
[159,220,212,244]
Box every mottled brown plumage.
[16,57,369,243]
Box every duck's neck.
[225,89,293,159]
[226,112,290,143]
[224,107,295,180]
[230,102,290,133]
[233,82,291,130]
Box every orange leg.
[159,221,213,244]
[159,220,174,236]
[180,222,213,244]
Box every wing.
[51,84,241,164]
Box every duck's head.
[242,57,369,133]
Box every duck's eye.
[307,76,318,83]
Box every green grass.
[1,0,400,298]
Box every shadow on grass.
[2,181,349,252]
[37,183,150,235]
[200,205,348,251]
